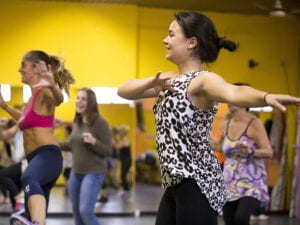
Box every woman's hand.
[0,87,7,109]
[83,132,96,145]
[264,93,300,112]
[231,142,252,158]
[149,72,174,94]
[32,61,55,89]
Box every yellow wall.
[0,0,137,87]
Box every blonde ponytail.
[49,55,75,95]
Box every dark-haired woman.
[60,88,112,225]
[0,50,75,225]
[118,11,300,225]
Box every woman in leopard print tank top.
[118,11,300,225]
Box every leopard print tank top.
[153,70,226,212]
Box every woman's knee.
[79,205,94,219]
[21,174,43,197]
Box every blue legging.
[21,145,62,220]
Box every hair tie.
[218,37,225,49]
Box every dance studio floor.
[0,214,299,225]
[0,182,299,225]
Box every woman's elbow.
[104,144,113,157]
[117,88,127,99]
[117,88,136,100]
[54,96,64,106]
[266,149,273,158]
[104,149,112,157]
[56,100,63,106]
[269,151,274,158]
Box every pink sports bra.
[18,89,54,130]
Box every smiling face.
[76,90,88,115]
[163,20,197,65]
[18,58,37,85]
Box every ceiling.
[28,0,300,16]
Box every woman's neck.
[232,109,249,121]
[82,115,88,123]
[177,57,203,75]
[27,74,40,89]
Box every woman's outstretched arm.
[189,71,300,111]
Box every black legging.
[155,178,218,225]
[0,162,22,209]
[120,157,131,191]
[223,196,260,225]
[0,165,8,198]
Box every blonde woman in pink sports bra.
[0,50,75,225]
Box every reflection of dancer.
[98,127,120,203]
[212,95,273,225]
[62,124,73,196]
[60,88,112,225]
[0,50,75,225]
[116,125,132,194]
[0,160,27,211]
[0,124,26,211]
[118,11,300,225]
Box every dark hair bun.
[218,38,238,52]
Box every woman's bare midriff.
[23,127,59,156]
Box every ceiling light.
[91,87,133,105]
[0,84,11,102]
[23,85,32,103]
[249,106,273,112]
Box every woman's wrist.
[263,92,270,105]
[147,77,154,89]
[1,104,8,110]
[49,82,59,91]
